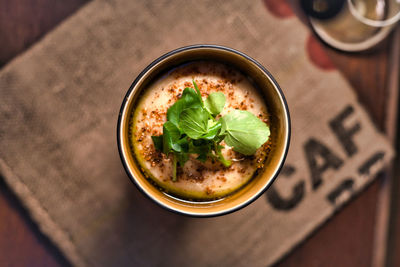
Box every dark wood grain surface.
[0,1,87,266]
[0,1,398,266]
[0,0,87,67]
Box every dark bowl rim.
[117,44,291,218]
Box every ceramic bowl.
[117,45,290,217]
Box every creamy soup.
[129,61,271,200]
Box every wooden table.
[0,0,399,266]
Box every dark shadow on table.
[0,177,71,267]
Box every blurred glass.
[308,0,399,51]
[348,0,400,27]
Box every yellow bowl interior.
[118,46,290,216]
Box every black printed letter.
[266,165,304,210]
[329,105,361,157]
[327,179,354,205]
[304,138,343,190]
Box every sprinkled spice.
[129,61,272,200]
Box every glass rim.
[347,0,400,27]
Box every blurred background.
[0,0,399,266]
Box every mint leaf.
[205,92,225,115]
[162,121,182,154]
[188,139,211,154]
[182,87,202,106]
[176,136,189,152]
[220,110,270,155]
[151,135,163,151]
[201,120,222,140]
[192,80,203,105]
[188,140,212,163]
[178,107,209,139]
[150,82,269,181]
[167,87,202,128]
[166,100,186,129]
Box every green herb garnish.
[220,110,270,155]
[204,91,225,115]
[152,80,270,181]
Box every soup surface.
[130,61,270,200]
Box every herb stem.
[214,142,231,167]
[172,153,177,182]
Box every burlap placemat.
[0,0,394,266]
